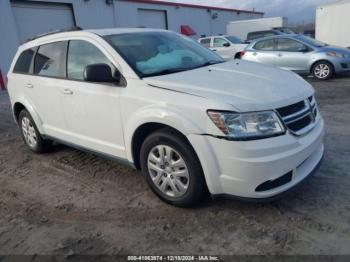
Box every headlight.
[207,110,285,139]
[326,52,347,58]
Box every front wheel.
[312,61,334,80]
[140,128,207,207]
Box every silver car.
[242,34,350,80]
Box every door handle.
[25,83,34,88]
[62,89,73,95]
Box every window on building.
[67,40,115,81]
[34,42,66,77]
[254,39,275,51]
[200,38,211,47]
[213,38,230,47]
[13,48,36,74]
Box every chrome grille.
[277,96,318,136]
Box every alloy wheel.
[147,145,189,198]
[21,116,37,148]
[314,63,330,79]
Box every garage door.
[138,9,167,29]
[11,1,75,43]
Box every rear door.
[246,39,277,66]
[30,41,68,137]
[60,40,125,158]
[274,38,312,72]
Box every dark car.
[246,28,294,42]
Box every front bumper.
[187,117,325,199]
[332,58,350,74]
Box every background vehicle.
[246,29,285,42]
[226,17,288,41]
[198,35,247,60]
[7,28,324,207]
[316,1,350,48]
[242,34,350,80]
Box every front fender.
[124,105,204,162]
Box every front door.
[212,37,233,60]
[60,40,126,158]
[274,38,312,72]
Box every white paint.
[7,29,324,199]
[316,1,350,48]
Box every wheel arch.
[131,122,193,170]
[310,59,335,73]
[12,99,44,134]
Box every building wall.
[0,0,263,78]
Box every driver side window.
[67,40,116,81]
[213,38,230,47]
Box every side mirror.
[223,42,231,47]
[84,63,116,83]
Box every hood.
[319,46,350,55]
[144,60,314,112]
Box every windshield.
[104,32,224,78]
[225,36,243,44]
[298,35,327,47]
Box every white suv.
[7,28,324,206]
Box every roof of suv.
[19,28,169,50]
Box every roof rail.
[24,26,83,43]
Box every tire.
[312,61,334,80]
[18,109,52,154]
[140,128,208,207]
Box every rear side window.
[199,38,211,47]
[254,39,275,51]
[67,40,115,81]
[276,38,308,52]
[13,48,36,74]
[34,42,66,78]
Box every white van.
[7,28,324,206]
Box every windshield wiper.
[143,68,189,78]
[143,60,224,78]
[194,60,224,69]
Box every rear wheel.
[140,128,207,207]
[18,109,52,153]
[312,61,334,80]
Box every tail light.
[239,51,245,58]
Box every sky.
[155,0,341,24]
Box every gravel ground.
[0,77,349,256]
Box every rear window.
[254,39,275,51]
[13,48,36,74]
[34,41,66,78]
[200,38,211,47]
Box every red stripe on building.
[123,0,264,15]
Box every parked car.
[242,34,350,80]
[198,35,247,60]
[7,28,324,206]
